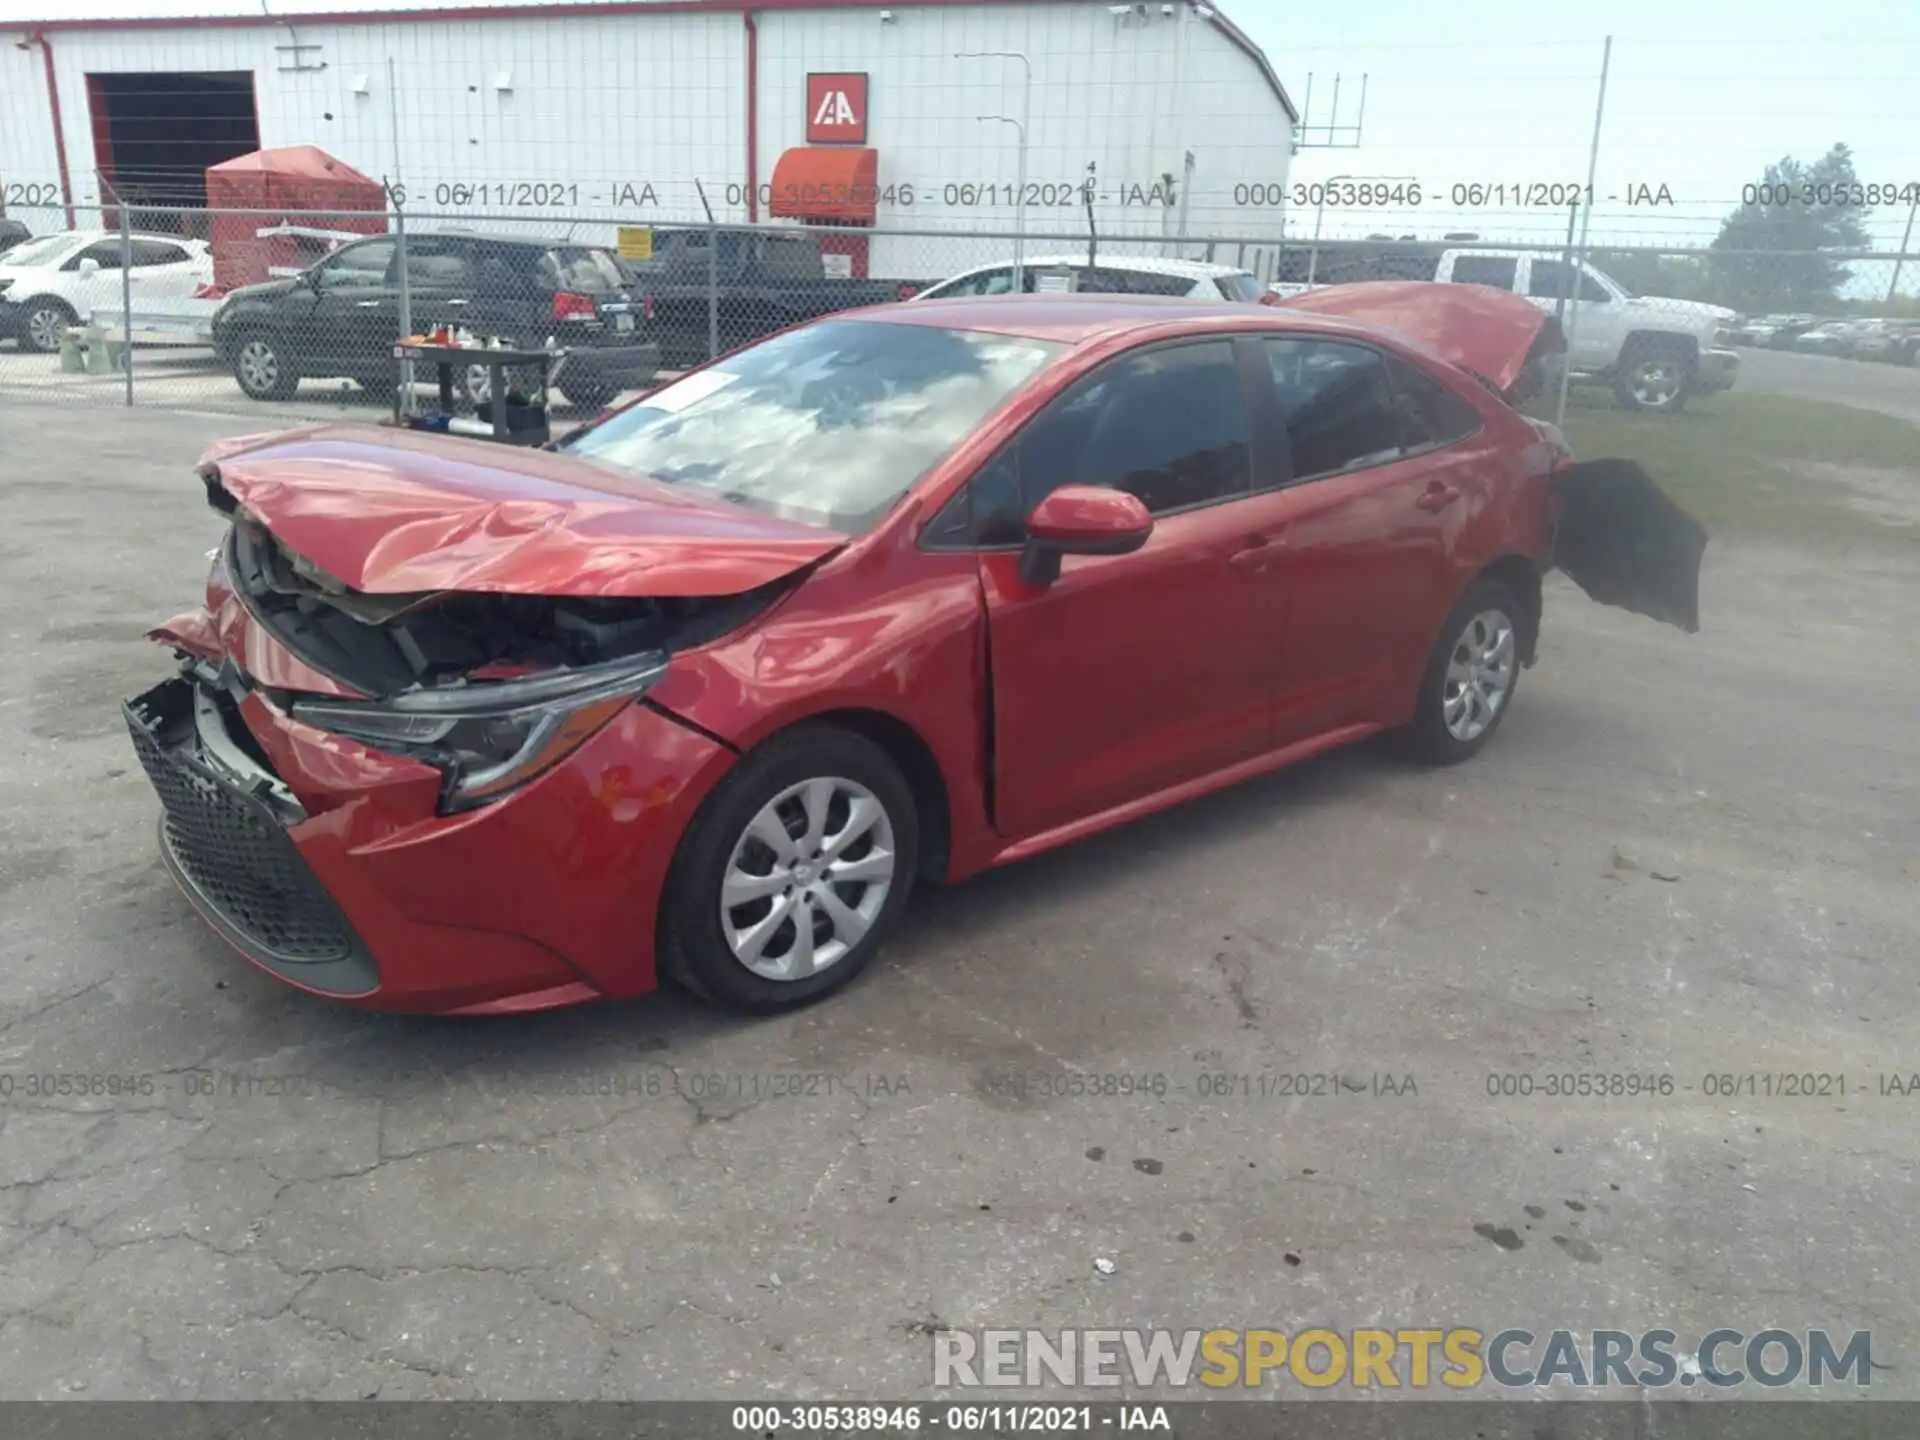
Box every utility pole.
[1888,191,1919,306]
[1555,35,1612,429]
[957,51,1031,290]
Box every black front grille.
[125,678,358,965]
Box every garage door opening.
[87,72,260,232]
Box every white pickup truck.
[1273,248,1739,413]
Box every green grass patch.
[1559,391,1920,546]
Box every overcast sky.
[1234,0,1920,246]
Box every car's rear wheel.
[1393,578,1525,766]
[233,331,299,400]
[1613,339,1692,412]
[658,725,919,1011]
[19,298,76,354]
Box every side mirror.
[1018,484,1153,586]
[77,257,100,277]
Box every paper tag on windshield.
[1034,272,1075,293]
[643,368,739,414]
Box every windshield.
[561,320,1061,534]
[2,234,81,268]
[1586,263,1631,299]
[1216,272,1267,303]
[542,247,627,293]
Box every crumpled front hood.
[198,424,845,598]
[1278,281,1559,393]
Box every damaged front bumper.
[127,671,380,1000]
[124,660,738,1013]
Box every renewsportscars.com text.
[933,1327,1874,1390]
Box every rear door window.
[130,239,190,267]
[1383,353,1483,452]
[1450,255,1519,290]
[404,238,474,288]
[1265,338,1404,481]
[1072,268,1197,296]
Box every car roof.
[861,293,1388,344]
[951,254,1254,279]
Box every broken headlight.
[291,651,670,810]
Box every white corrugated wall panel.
[4,3,1289,272]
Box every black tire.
[1392,578,1527,766]
[558,377,620,412]
[1612,338,1693,413]
[657,724,919,1012]
[231,330,299,400]
[18,297,76,354]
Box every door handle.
[354,300,381,308]
[1229,532,1284,572]
[1416,481,1461,512]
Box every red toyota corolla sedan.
[126,288,1704,1014]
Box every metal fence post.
[117,184,134,407]
[394,199,412,410]
[695,178,719,362]
[388,57,414,414]
[708,224,720,362]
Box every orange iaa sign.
[806,72,869,143]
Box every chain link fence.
[2,199,1917,428]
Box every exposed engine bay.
[221,508,792,699]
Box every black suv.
[211,231,659,409]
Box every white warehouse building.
[0,0,1298,281]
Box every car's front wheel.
[18,298,77,354]
[1393,578,1525,766]
[232,331,299,400]
[658,725,919,1011]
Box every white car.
[913,254,1274,304]
[0,230,213,353]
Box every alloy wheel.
[1442,608,1516,743]
[25,306,67,353]
[238,339,279,393]
[719,776,897,982]
[1629,358,1685,408]
[462,363,495,408]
